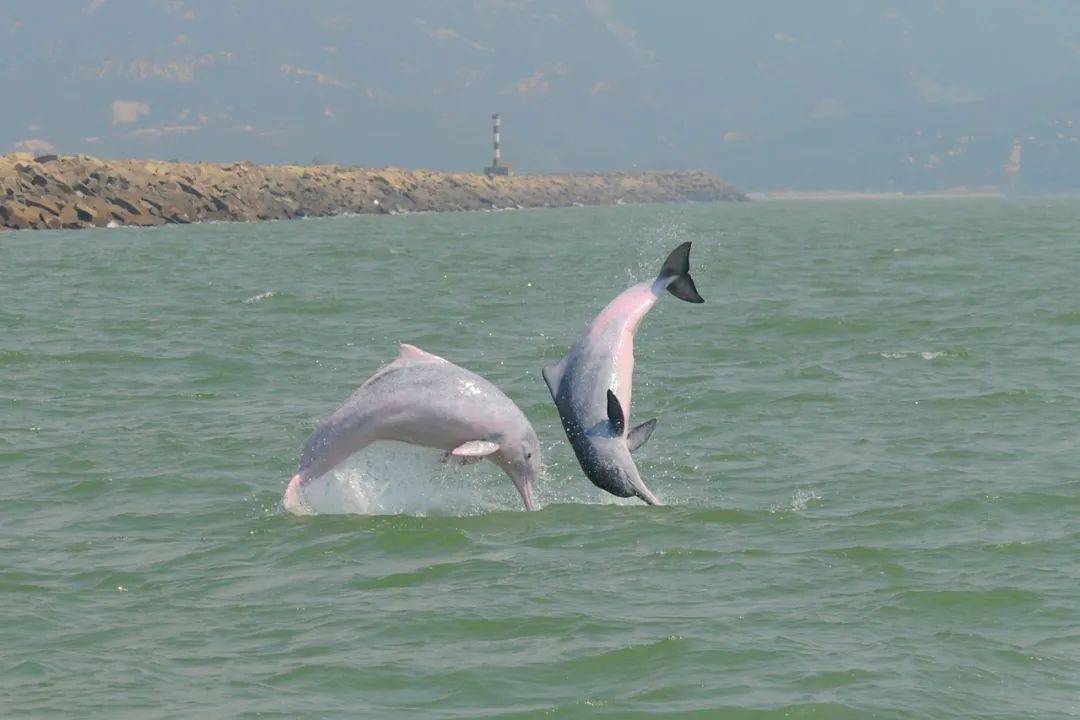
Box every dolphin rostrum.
[543,242,703,505]
[283,344,541,512]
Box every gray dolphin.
[543,242,703,505]
[283,344,541,512]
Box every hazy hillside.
[4,0,1080,191]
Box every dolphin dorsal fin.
[395,343,447,365]
[606,389,626,436]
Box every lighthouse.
[484,113,510,176]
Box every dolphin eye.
[525,452,532,459]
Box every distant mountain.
[4,0,1080,191]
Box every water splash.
[243,290,279,304]
[280,441,649,517]
[771,487,822,514]
[282,442,523,517]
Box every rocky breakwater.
[0,153,747,231]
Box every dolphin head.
[580,436,662,506]
[494,425,541,511]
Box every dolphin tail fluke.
[658,241,704,304]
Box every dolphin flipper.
[451,440,500,457]
[442,452,484,466]
[659,241,704,304]
[627,419,657,452]
[542,360,566,401]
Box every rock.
[0,202,43,229]
[58,204,83,228]
[163,206,191,224]
[123,213,163,227]
[108,195,143,215]
[178,182,205,199]
[25,197,60,216]
[75,203,96,222]
[57,203,77,221]
[0,151,746,231]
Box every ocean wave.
[878,348,966,360]
[243,290,279,304]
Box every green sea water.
[2,199,1079,718]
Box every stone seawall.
[0,153,746,231]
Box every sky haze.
[4,1,1080,191]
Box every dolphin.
[282,344,541,512]
[543,242,703,505]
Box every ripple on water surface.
[2,200,1080,718]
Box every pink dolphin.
[283,344,541,512]
[543,242,703,505]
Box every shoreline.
[747,189,1006,201]
[0,153,747,231]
